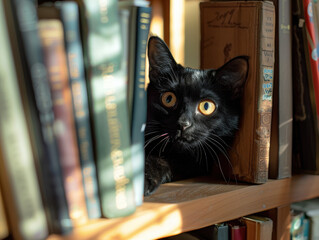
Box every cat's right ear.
[148,36,177,73]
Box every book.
[190,223,229,240]
[291,198,319,239]
[228,220,246,240]
[292,0,319,174]
[38,19,88,226]
[0,1,49,239]
[290,210,308,240]
[7,0,72,234]
[38,1,101,220]
[120,2,151,206]
[79,0,136,218]
[200,1,276,183]
[242,215,273,240]
[0,187,9,240]
[268,0,293,179]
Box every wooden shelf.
[48,174,319,240]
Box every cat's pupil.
[204,102,209,110]
[166,95,172,103]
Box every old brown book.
[200,1,275,183]
[38,19,88,226]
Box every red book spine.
[303,0,319,116]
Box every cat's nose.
[179,120,192,131]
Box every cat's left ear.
[148,36,177,73]
[214,56,249,99]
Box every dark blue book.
[130,5,152,206]
[8,0,72,235]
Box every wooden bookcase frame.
[47,174,319,240]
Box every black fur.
[144,36,248,196]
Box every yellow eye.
[161,92,177,108]
[198,100,216,115]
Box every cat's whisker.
[161,137,170,153]
[159,136,170,156]
[147,136,169,160]
[144,134,168,149]
[202,141,229,184]
[206,137,237,183]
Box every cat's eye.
[161,92,177,108]
[198,100,216,116]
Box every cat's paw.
[144,177,160,196]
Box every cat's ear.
[148,36,177,72]
[214,56,249,99]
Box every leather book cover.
[38,19,88,226]
[200,1,275,183]
[269,0,293,179]
[80,0,136,218]
[8,0,72,234]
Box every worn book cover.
[200,1,275,183]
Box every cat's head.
[145,36,248,154]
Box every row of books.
[163,214,274,240]
[0,0,151,239]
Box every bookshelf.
[46,174,319,240]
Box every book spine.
[82,0,136,218]
[0,2,48,239]
[254,2,275,182]
[58,1,101,219]
[278,0,293,179]
[38,19,88,226]
[10,0,72,234]
[131,6,151,206]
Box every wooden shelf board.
[48,174,319,240]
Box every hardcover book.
[268,0,293,179]
[292,0,319,174]
[242,215,273,240]
[38,19,88,226]
[200,1,276,183]
[80,0,136,218]
[119,1,151,206]
[191,223,229,240]
[8,0,72,234]
[0,1,48,239]
[38,1,101,220]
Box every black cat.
[144,36,248,196]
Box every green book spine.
[82,0,136,218]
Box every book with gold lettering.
[200,1,275,183]
[38,18,88,226]
[79,0,136,218]
[38,1,101,219]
